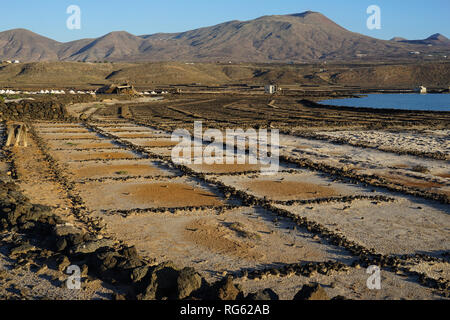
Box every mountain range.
[0,11,449,63]
[391,33,450,46]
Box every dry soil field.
[0,93,449,300]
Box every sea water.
[319,94,450,111]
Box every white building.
[416,86,427,94]
[264,85,277,94]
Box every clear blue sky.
[1,0,449,42]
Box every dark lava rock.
[177,267,202,299]
[114,293,126,300]
[293,283,329,300]
[10,244,35,257]
[136,262,204,300]
[117,257,143,270]
[131,266,149,283]
[55,238,67,252]
[122,246,139,260]
[81,264,89,277]
[0,100,70,121]
[212,276,244,300]
[57,256,71,272]
[71,239,115,254]
[139,262,180,300]
[93,250,120,272]
[245,288,279,300]
[53,224,83,237]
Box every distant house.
[416,86,427,94]
[12,60,20,64]
[97,83,138,95]
[264,85,277,94]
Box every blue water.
[319,94,450,111]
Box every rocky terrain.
[0,100,68,121]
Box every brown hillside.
[0,29,60,61]
[0,12,448,63]
[0,61,448,89]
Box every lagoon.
[319,94,450,111]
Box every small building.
[416,86,427,94]
[97,83,138,95]
[264,85,278,94]
[12,60,20,64]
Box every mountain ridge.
[390,33,450,45]
[0,12,448,62]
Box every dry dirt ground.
[1,61,449,90]
[1,94,449,300]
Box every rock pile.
[0,101,69,121]
[0,177,61,232]
[293,283,329,300]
